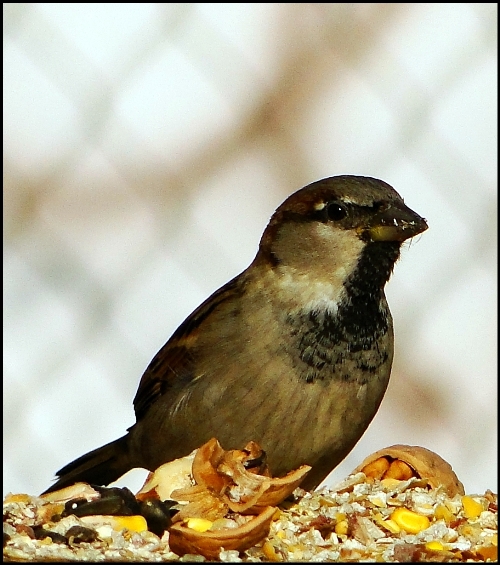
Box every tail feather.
[42,435,131,494]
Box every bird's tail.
[42,435,132,494]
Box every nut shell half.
[168,506,276,559]
[353,444,465,497]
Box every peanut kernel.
[362,457,390,479]
[385,460,414,481]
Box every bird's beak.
[364,203,428,243]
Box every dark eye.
[325,201,347,221]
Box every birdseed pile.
[3,443,497,562]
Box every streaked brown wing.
[132,274,246,422]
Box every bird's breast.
[282,294,394,386]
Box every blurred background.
[4,3,497,498]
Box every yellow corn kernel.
[262,540,281,561]
[425,541,444,551]
[391,507,430,534]
[434,503,453,524]
[381,519,401,534]
[4,493,31,504]
[477,545,498,561]
[185,517,213,533]
[113,515,148,533]
[334,520,349,536]
[276,530,286,540]
[462,495,483,519]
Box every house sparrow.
[44,175,427,493]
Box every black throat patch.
[286,241,400,384]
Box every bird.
[43,175,428,494]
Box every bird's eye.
[325,202,347,221]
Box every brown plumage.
[43,175,427,494]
